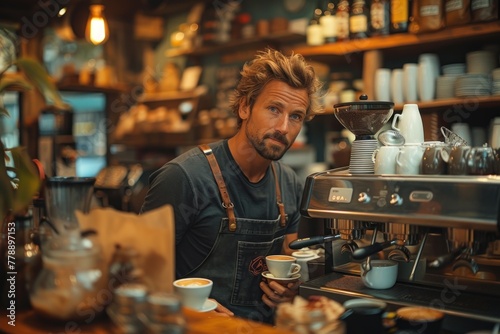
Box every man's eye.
[268,106,279,113]
[290,114,304,122]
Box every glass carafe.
[30,231,107,321]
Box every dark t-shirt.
[141,140,303,278]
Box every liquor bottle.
[336,0,350,41]
[320,2,338,43]
[307,5,325,45]
[390,0,410,33]
[370,0,390,36]
[350,0,369,39]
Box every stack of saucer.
[493,68,500,95]
[349,139,378,174]
[454,74,491,97]
[442,63,466,76]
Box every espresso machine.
[293,98,500,332]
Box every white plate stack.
[492,68,500,95]
[454,74,492,97]
[436,63,466,99]
[436,76,458,99]
[348,139,378,174]
[466,50,497,75]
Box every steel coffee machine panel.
[300,168,500,232]
[298,168,500,330]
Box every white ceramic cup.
[374,68,391,101]
[489,117,500,148]
[360,259,398,289]
[391,69,404,104]
[451,123,472,146]
[173,277,213,311]
[403,63,418,102]
[392,104,424,144]
[418,61,436,101]
[266,255,301,278]
[372,146,400,174]
[396,144,425,175]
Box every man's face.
[240,80,309,161]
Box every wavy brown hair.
[229,48,323,128]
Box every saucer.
[261,271,301,284]
[197,299,217,313]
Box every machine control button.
[358,192,371,203]
[410,191,433,202]
[390,193,403,206]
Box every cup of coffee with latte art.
[173,278,213,311]
[266,255,301,278]
[396,306,444,334]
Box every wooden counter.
[0,308,289,334]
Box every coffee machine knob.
[390,193,403,206]
[358,192,371,203]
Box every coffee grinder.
[332,95,394,174]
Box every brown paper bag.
[76,205,175,293]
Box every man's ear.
[239,98,250,120]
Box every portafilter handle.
[289,234,341,249]
[352,239,401,260]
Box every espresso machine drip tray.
[300,272,500,324]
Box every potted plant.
[1,28,67,220]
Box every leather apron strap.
[199,144,287,231]
[199,144,237,231]
[271,163,287,228]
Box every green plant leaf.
[15,58,68,110]
[9,146,40,215]
[0,141,14,219]
[0,106,9,117]
[0,73,33,92]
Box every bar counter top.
[0,308,289,334]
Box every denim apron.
[185,145,288,323]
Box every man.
[141,48,323,323]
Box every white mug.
[372,146,400,174]
[392,104,424,144]
[403,63,418,102]
[417,61,436,102]
[361,260,398,289]
[489,117,500,148]
[391,69,404,105]
[451,123,472,146]
[374,68,391,101]
[396,144,425,175]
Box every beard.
[246,127,291,161]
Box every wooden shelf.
[165,32,306,58]
[321,95,500,114]
[137,86,208,103]
[289,21,500,57]
[57,84,128,95]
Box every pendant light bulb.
[85,4,109,45]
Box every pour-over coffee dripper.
[43,177,96,236]
[333,95,394,174]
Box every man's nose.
[275,114,289,134]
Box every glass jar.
[107,283,149,334]
[142,292,186,334]
[1,213,42,310]
[29,232,106,321]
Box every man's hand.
[209,298,234,317]
[260,279,301,308]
